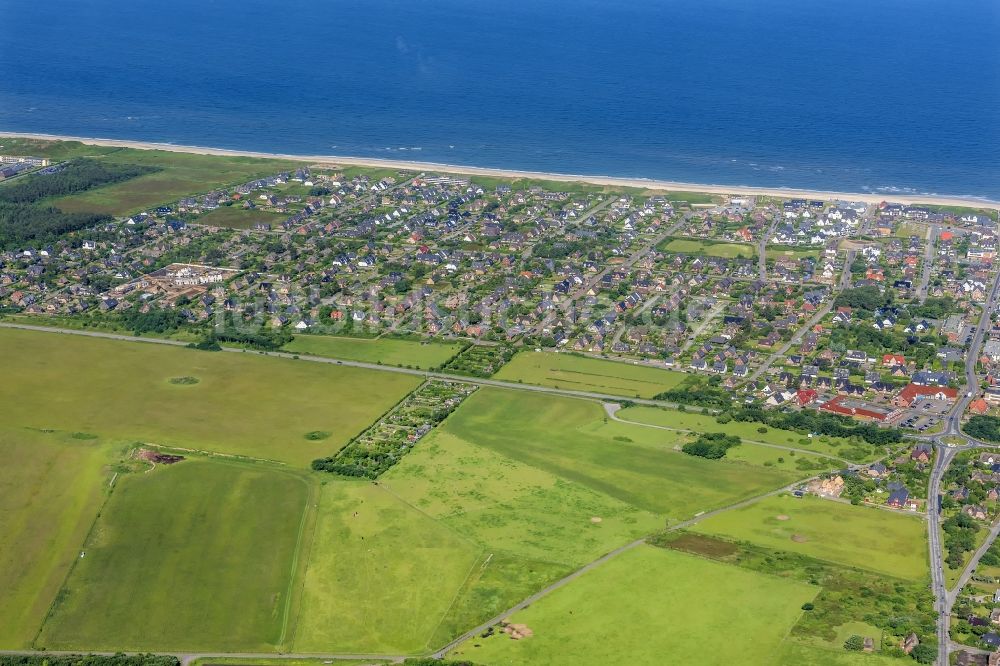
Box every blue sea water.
[1,0,998,199]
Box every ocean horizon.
[2,0,999,200]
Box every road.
[916,224,938,303]
[758,218,778,280]
[923,263,1000,664]
[0,651,402,666]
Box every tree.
[843,635,864,651]
[910,643,936,663]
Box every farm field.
[292,480,482,654]
[0,328,421,466]
[691,494,928,579]
[38,457,310,651]
[449,545,816,665]
[659,237,756,258]
[283,334,462,369]
[0,427,111,648]
[493,351,686,398]
[441,389,808,520]
[194,206,286,229]
[48,148,296,215]
[618,405,876,461]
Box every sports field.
[0,328,421,466]
[659,237,755,258]
[441,389,808,519]
[691,494,928,579]
[293,481,482,654]
[449,545,816,665]
[0,428,111,648]
[48,149,297,215]
[283,334,462,369]
[38,458,310,651]
[493,352,686,398]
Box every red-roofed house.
[797,389,818,406]
[892,384,958,408]
[883,354,906,367]
[970,399,990,415]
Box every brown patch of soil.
[590,516,603,523]
[791,534,809,543]
[504,623,533,640]
[664,533,739,558]
[776,514,790,521]
[137,448,185,465]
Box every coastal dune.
[3,131,997,210]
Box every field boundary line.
[277,473,317,649]
[420,546,489,654]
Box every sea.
[1,0,998,200]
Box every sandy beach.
[3,131,997,209]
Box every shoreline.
[2,131,997,209]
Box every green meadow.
[0,328,421,466]
[293,480,482,654]
[48,149,297,215]
[619,405,874,461]
[195,206,287,229]
[691,494,928,579]
[38,458,310,651]
[659,237,756,258]
[440,389,809,520]
[0,427,112,647]
[283,334,463,369]
[450,545,816,666]
[494,352,686,398]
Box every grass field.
[691,494,927,579]
[659,237,755,258]
[0,328,421,466]
[494,352,687,398]
[617,405,874,461]
[449,545,816,665]
[48,149,297,215]
[293,480,482,654]
[0,427,111,648]
[775,641,902,666]
[38,458,310,651]
[283,334,463,369]
[195,206,287,229]
[766,244,822,261]
[441,389,808,520]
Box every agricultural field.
[283,334,462,369]
[691,494,928,579]
[38,457,310,651]
[0,427,112,648]
[0,328,421,466]
[449,545,816,665]
[658,237,756,258]
[617,405,876,462]
[194,206,286,229]
[494,351,686,398]
[48,149,297,215]
[441,389,810,520]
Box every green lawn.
[449,545,816,666]
[0,328,421,466]
[48,149,296,215]
[195,206,286,229]
[283,334,463,369]
[766,244,822,261]
[38,458,310,651]
[775,641,902,666]
[494,352,686,398]
[0,427,111,648]
[618,405,874,461]
[691,494,928,579]
[440,389,808,520]
[659,237,755,258]
[0,137,120,160]
[292,480,482,654]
